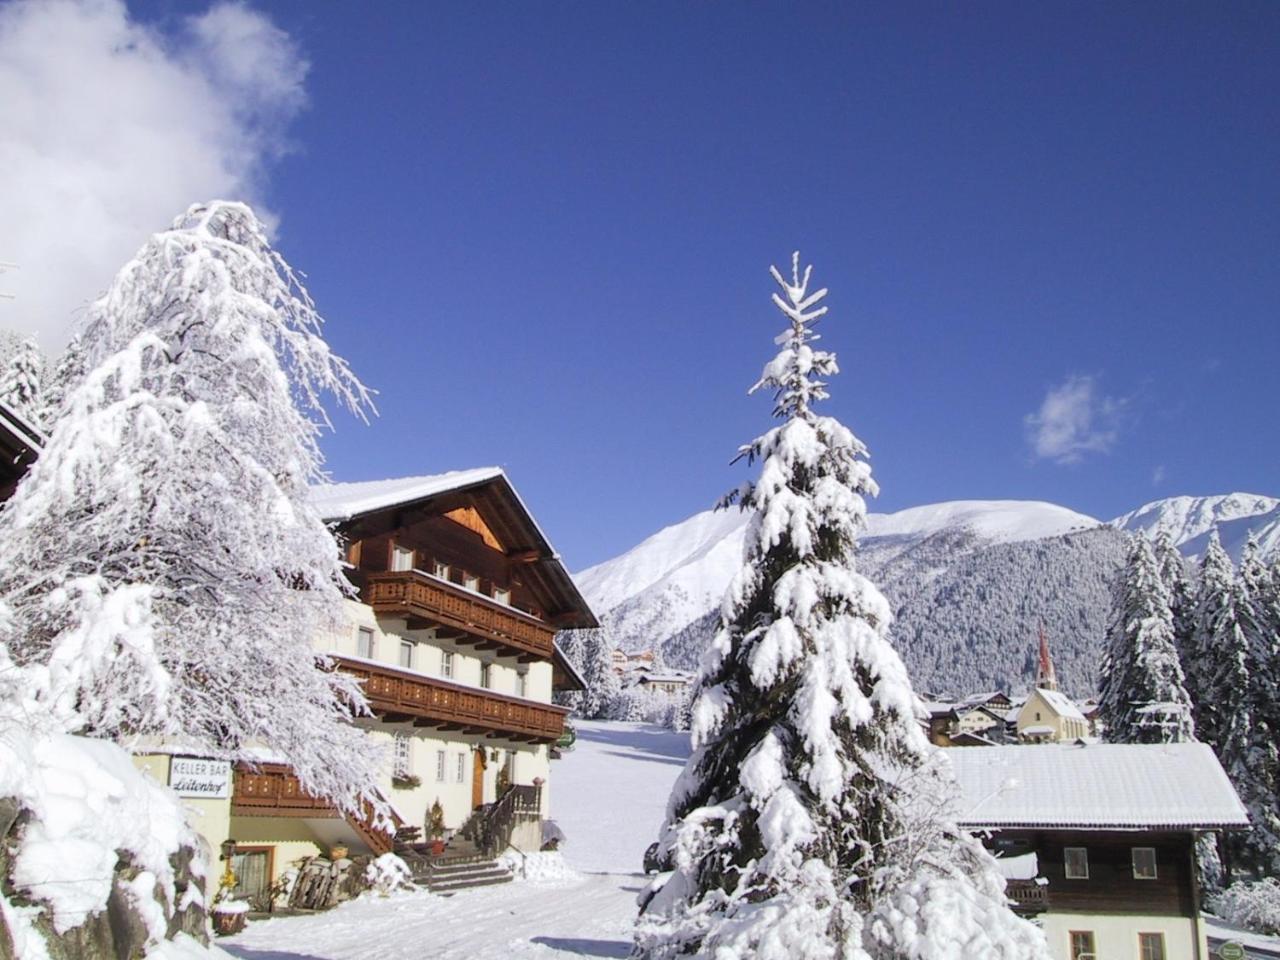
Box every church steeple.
[1036,624,1059,692]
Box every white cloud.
[0,0,307,349]
[1152,464,1166,485]
[1024,374,1126,464]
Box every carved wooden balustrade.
[335,655,568,744]
[231,762,399,855]
[1005,879,1049,913]
[364,571,555,661]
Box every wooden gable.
[445,505,505,552]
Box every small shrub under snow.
[363,853,415,896]
[498,851,581,885]
[1211,878,1280,936]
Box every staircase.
[394,832,514,895]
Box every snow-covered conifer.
[634,254,1047,960]
[1152,528,1194,659]
[0,335,45,429]
[1236,537,1280,875]
[579,628,622,719]
[1097,536,1194,743]
[1189,533,1277,877]
[0,201,383,816]
[553,631,587,714]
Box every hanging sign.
[169,757,231,799]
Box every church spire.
[1036,624,1059,692]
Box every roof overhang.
[312,469,599,630]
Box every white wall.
[1040,910,1204,960]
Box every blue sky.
[18,1,1280,570]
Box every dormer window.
[391,544,414,572]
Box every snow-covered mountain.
[574,493,1277,697]
[1111,493,1280,561]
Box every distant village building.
[636,672,692,698]
[1017,630,1090,742]
[952,742,1249,960]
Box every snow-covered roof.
[310,468,598,630]
[950,742,1249,831]
[638,673,691,685]
[1029,688,1086,722]
[310,468,505,521]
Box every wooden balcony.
[1005,879,1049,913]
[364,570,556,662]
[335,654,568,744]
[231,762,398,855]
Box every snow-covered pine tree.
[1188,533,1243,752]
[0,335,45,429]
[1152,528,1194,659]
[1189,533,1276,878]
[0,201,383,817]
[553,630,587,713]
[38,326,88,430]
[1236,536,1280,876]
[634,253,1047,960]
[579,627,622,719]
[1097,535,1195,743]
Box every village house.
[129,468,598,902]
[635,672,693,698]
[951,741,1248,960]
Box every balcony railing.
[231,763,398,855]
[1005,880,1049,912]
[364,570,555,661]
[335,654,568,744]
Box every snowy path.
[219,721,690,959]
[552,720,690,874]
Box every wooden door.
[471,748,487,809]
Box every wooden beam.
[508,550,540,564]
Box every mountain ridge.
[575,492,1278,697]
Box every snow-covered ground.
[218,721,689,959]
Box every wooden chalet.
[138,467,599,907]
[952,742,1249,960]
[0,398,41,501]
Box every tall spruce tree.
[579,627,622,719]
[0,335,45,429]
[1236,537,1280,875]
[1190,533,1277,878]
[1152,528,1194,659]
[1098,536,1195,743]
[634,254,1046,960]
[0,202,383,816]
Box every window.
[434,561,450,580]
[391,544,414,572]
[441,650,454,679]
[393,734,411,777]
[1138,933,1165,960]
[480,662,492,689]
[1064,847,1089,879]
[399,640,414,669]
[455,753,465,783]
[516,670,528,698]
[435,749,446,783]
[494,587,511,606]
[464,573,479,591]
[1068,931,1094,960]
[357,626,375,659]
[1132,847,1157,879]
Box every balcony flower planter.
[212,900,249,936]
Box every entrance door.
[471,747,487,809]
